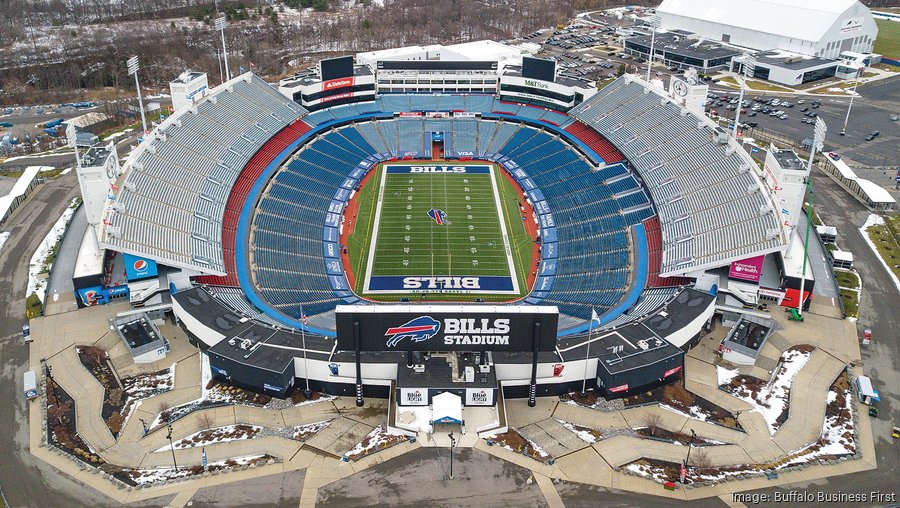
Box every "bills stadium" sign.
[335,305,559,352]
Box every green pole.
[798,183,811,315]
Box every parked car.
[871,130,880,137]
[828,152,840,160]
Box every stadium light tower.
[127,56,148,135]
[645,14,660,82]
[732,54,755,139]
[215,16,231,81]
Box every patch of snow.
[0,231,10,253]
[344,425,406,459]
[725,348,812,435]
[557,419,598,444]
[294,420,331,437]
[154,424,264,452]
[128,454,268,485]
[717,366,740,386]
[27,197,79,302]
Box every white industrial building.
[656,0,878,59]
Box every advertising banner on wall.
[123,253,158,281]
[465,388,494,406]
[399,388,428,406]
[728,255,765,282]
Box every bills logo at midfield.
[427,209,449,225]
[385,316,441,347]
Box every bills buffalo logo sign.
[384,316,441,347]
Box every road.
[0,172,132,508]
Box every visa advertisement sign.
[728,255,765,283]
[123,253,158,281]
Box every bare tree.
[641,412,663,437]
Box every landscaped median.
[859,214,900,293]
[834,270,861,319]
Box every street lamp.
[448,432,456,480]
[840,65,865,136]
[165,423,179,472]
[215,16,231,82]
[126,56,148,135]
[733,54,756,139]
[645,14,660,82]
[681,429,697,483]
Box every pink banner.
[729,255,765,282]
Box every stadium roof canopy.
[657,0,860,43]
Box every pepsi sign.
[123,253,158,281]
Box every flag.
[300,305,308,326]
[591,308,600,324]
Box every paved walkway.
[25,289,876,506]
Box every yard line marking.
[490,164,520,295]
[363,165,389,294]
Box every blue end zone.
[368,275,515,292]
[385,164,491,174]
[557,223,649,336]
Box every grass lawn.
[834,270,860,289]
[347,162,532,301]
[875,19,900,59]
[840,288,859,318]
[717,75,794,92]
[866,216,900,282]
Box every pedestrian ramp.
[518,418,590,459]
[303,417,375,458]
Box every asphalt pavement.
[0,172,134,508]
[737,168,900,507]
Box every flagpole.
[582,309,594,396]
[301,305,310,396]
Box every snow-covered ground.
[719,348,813,435]
[344,425,407,460]
[395,406,433,433]
[27,197,79,302]
[127,454,270,486]
[558,419,599,444]
[859,214,900,293]
[485,431,549,459]
[154,424,263,452]
[0,231,10,253]
[293,420,331,440]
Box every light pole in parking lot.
[732,54,756,139]
[840,66,865,136]
[126,56,147,135]
[645,14,660,82]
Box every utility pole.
[645,14,660,82]
[840,66,864,136]
[733,54,756,139]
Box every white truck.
[24,370,38,400]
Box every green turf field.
[875,19,900,59]
[347,162,533,301]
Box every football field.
[348,162,532,299]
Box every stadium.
[81,50,790,415]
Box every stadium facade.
[70,44,809,416]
